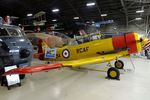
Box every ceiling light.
[135,17,142,20]
[74,17,79,20]
[52,19,57,22]
[27,13,33,17]
[101,14,107,17]
[136,10,144,13]
[52,9,60,13]
[86,2,95,7]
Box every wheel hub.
[110,71,117,78]
[116,62,122,68]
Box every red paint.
[112,32,138,54]
[112,36,126,49]
[125,32,137,54]
[3,63,62,76]
[38,39,43,53]
[33,53,45,60]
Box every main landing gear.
[114,60,124,69]
[107,67,120,80]
[106,60,124,80]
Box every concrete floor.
[0,57,150,100]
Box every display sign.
[45,48,56,58]
[4,65,20,86]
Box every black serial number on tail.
[76,47,89,53]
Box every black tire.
[107,67,120,80]
[19,74,25,80]
[114,60,124,69]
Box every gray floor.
[0,57,150,100]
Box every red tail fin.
[38,39,43,53]
[33,39,49,60]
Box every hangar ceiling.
[0,0,150,26]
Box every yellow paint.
[134,32,142,53]
[60,51,128,67]
[45,38,115,61]
[141,37,149,45]
[110,71,117,78]
[39,33,146,67]
[41,40,49,53]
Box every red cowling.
[125,32,137,54]
[112,35,126,49]
[3,63,62,76]
[112,32,138,54]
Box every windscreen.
[7,28,19,36]
[0,28,9,36]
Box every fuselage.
[0,25,33,69]
[38,32,147,61]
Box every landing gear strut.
[106,62,120,80]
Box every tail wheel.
[114,60,124,69]
[107,67,120,80]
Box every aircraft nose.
[140,37,149,45]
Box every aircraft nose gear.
[114,60,124,69]
[107,67,120,80]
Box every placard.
[4,65,20,86]
[45,48,56,58]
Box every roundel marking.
[62,49,70,58]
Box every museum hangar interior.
[0,0,150,100]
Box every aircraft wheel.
[114,60,124,69]
[107,67,120,80]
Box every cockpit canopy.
[0,25,25,37]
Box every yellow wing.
[3,51,129,76]
[60,51,128,67]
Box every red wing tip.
[2,63,63,76]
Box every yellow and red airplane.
[3,32,148,80]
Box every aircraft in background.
[3,32,148,80]
[0,17,33,79]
